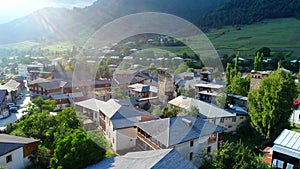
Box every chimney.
[182,118,192,126]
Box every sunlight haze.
[0,0,96,24]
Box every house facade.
[272,129,300,169]
[195,83,224,104]
[168,96,248,132]
[135,116,226,167]
[75,98,156,154]
[0,134,39,169]
[128,83,157,98]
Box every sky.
[0,0,97,24]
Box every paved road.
[0,80,31,130]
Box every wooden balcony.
[137,132,161,150]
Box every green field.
[151,18,300,58]
[207,18,300,57]
[0,18,300,58]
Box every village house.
[28,78,67,99]
[135,116,226,167]
[195,83,224,104]
[128,83,157,98]
[272,129,300,169]
[0,79,22,103]
[86,149,197,169]
[75,98,156,154]
[113,69,149,95]
[168,96,248,132]
[0,134,39,169]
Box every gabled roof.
[49,92,84,100]
[168,96,235,118]
[29,78,64,90]
[0,79,20,92]
[128,83,157,93]
[85,149,197,169]
[272,129,300,159]
[75,98,155,129]
[100,99,155,129]
[136,116,226,147]
[75,98,105,112]
[0,134,39,156]
[4,79,20,89]
[195,83,224,89]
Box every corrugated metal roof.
[136,116,226,147]
[169,96,235,118]
[85,149,197,169]
[273,129,300,159]
[76,98,155,129]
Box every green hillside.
[207,18,300,57]
[0,18,299,60]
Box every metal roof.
[76,98,155,129]
[136,116,226,147]
[273,129,300,159]
[0,134,39,156]
[85,149,197,169]
[169,96,235,118]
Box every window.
[298,114,300,121]
[189,152,193,160]
[207,146,211,154]
[190,140,194,147]
[232,117,236,122]
[240,117,244,120]
[6,155,12,163]
[220,118,224,123]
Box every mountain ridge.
[198,0,300,29]
[0,0,227,44]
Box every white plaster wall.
[115,127,137,152]
[23,155,33,168]
[0,148,24,169]
[174,134,219,168]
[290,109,300,125]
[205,116,248,132]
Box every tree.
[182,85,195,98]
[152,105,163,117]
[201,141,271,169]
[187,106,199,117]
[234,52,240,72]
[228,73,251,97]
[216,87,231,108]
[256,47,271,58]
[118,61,131,70]
[175,63,188,74]
[112,87,127,99]
[254,52,263,71]
[50,129,106,169]
[225,63,232,86]
[160,105,179,118]
[248,69,297,139]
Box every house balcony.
[137,132,161,150]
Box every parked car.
[6,103,15,109]
[9,107,18,113]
